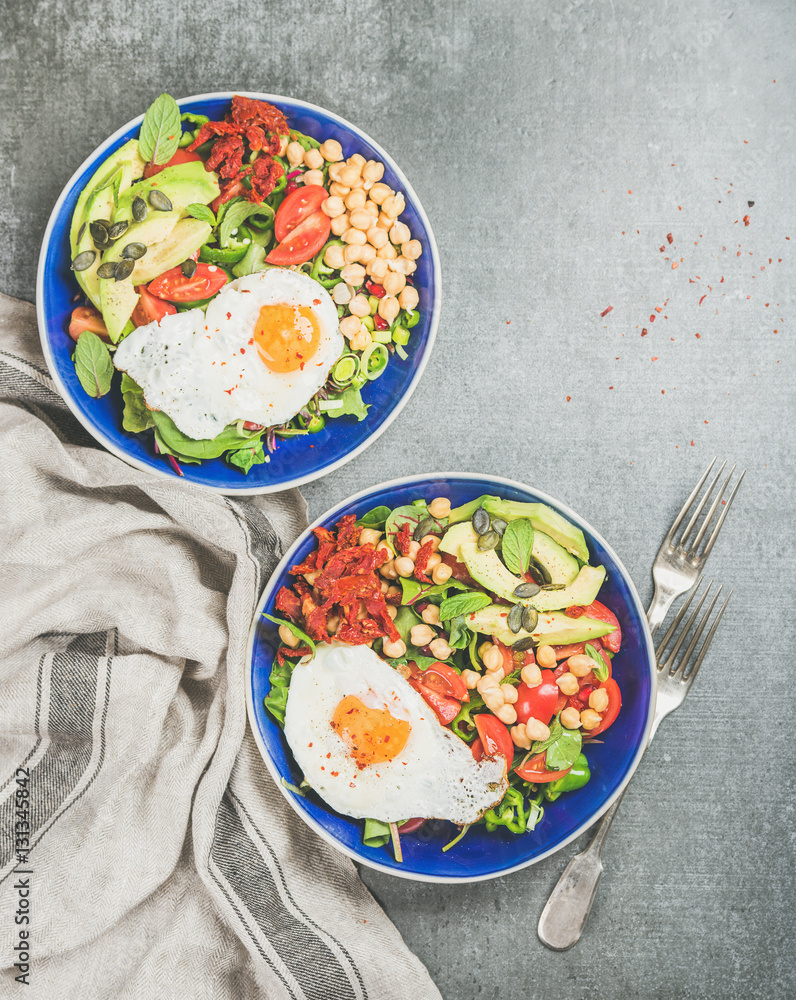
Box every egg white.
[113,267,344,441]
[283,643,508,825]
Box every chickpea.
[410,624,435,647]
[382,638,406,658]
[369,182,392,205]
[348,293,371,318]
[420,534,441,550]
[379,559,398,580]
[399,285,420,311]
[386,605,398,620]
[382,192,406,218]
[286,141,305,166]
[483,690,503,712]
[501,684,519,705]
[340,262,366,285]
[364,199,380,218]
[331,282,352,305]
[496,704,518,725]
[377,296,400,324]
[339,164,362,187]
[383,271,406,297]
[567,654,595,678]
[303,147,324,170]
[376,539,394,559]
[386,585,402,602]
[349,208,373,231]
[401,239,423,261]
[477,672,500,696]
[362,160,385,183]
[390,255,417,275]
[394,556,415,578]
[380,579,389,594]
[321,196,346,219]
[347,153,366,168]
[462,669,480,690]
[358,528,382,548]
[421,604,441,626]
[521,663,542,687]
[339,314,362,340]
[330,213,350,237]
[328,162,345,182]
[327,615,340,635]
[580,709,602,731]
[349,329,373,352]
[589,688,610,713]
[277,134,289,156]
[319,138,344,162]
[366,226,389,249]
[342,228,367,247]
[511,724,532,750]
[324,244,346,270]
[560,707,582,730]
[407,540,421,558]
[278,625,300,648]
[302,169,324,187]
[389,221,411,245]
[358,243,377,265]
[426,552,442,571]
[377,242,398,260]
[376,211,394,231]
[303,570,319,585]
[429,637,452,660]
[525,718,551,741]
[556,672,580,696]
[431,563,452,585]
[345,189,367,211]
[329,181,350,198]
[366,257,389,282]
[482,644,504,672]
[536,644,557,668]
[343,243,363,265]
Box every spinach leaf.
[185,202,216,227]
[584,642,610,682]
[74,331,114,398]
[363,818,391,848]
[219,198,275,249]
[325,386,369,421]
[139,93,182,165]
[152,428,202,464]
[261,613,316,655]
[502,517,534,575]
[532,718,583,771]
[399,576,469,605]
[122,382,154,433]
[439,591,492,621]
[447,615,471,650]
[150,410,264,460]
[263,657,292,727]
[385,501,447,545]
[392,605,422,645]
[232,243,267,277]
[358,505,392,528]
[530,718,564,757]
[228,440,266,474]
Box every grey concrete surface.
[2,1,794,997]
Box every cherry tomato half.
[132,285,177,327]
[515,669,559,727]
[586,678,622,737]
[266,209,331,266]
[472,714,514,773]
[514,751,572,784]
[143,148,202,179]
[412,661,469,702]
[274,184,329,242]
[211,180,247,215]
[68,305,109,342]
[407,674,461,725]
[581,600,622,652]
[440,553,479,588]
[147,263,228,303]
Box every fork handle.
[537,792,625,950]
[647,581,678,635]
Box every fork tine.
[659,582,712,671]
[700,469,746,559]
[689,465,735,555]
[678,460,726,549]
[681,589,733,686]
[664,457,716,542]
[654,574,704,660]
[673,585,722,678]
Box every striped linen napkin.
[0,292,440,1000]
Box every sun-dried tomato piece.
[276,644,312,667]
[336,514,361,551]
[229,95,289,135]
[565,605,586,619]
[413,540,436,583]
[293,577,311,597]
[364,598,401,642]
[395,523,412,556]
[274,586,302,621]
[246,155,283,202]
[291,550,319,576]
[206,133,246,179]
[305,603,331,642]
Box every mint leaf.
[139,93,182,165]
[219,198,275,248]
[447,615,471,650]
[530,718,564,757]
[439,591,492,621]
[74,331,114,398]
[584,643,610,682]
[185,203,216,226]
[326,386,369,421]
[502,517,534,575]
[228,440,266,474]
[261,613,316,655]
[399,576,469,605]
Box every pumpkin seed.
[491,518,508,537]
[114,258,135,281]
[477,529,499,551]
[96,261,118,279]
[121,242,147,260]
[521,606,539,633]
[70,250,96,272]
[513,581,541,599]
[132,196,147,222]
[89,220,109,247]
[107,221,129,241]
[472,507,490,535]
[149,189,173,212]
[532,559,552,584]
[413,516,437,542]
[540,583,566,591]
[181,258,197,278]
[512,636,535,652]
[77,221,87,243]
[507,603,523,634]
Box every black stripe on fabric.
[0,631,113,878]
[0,653,45,796]
[228,788,368,1000]
[0,348,55,382]
[212,792,358,1000]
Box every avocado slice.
[465,604,613,647]
[133,218,212,284]
[114,161,219,223]
[70,140,147,253]
[529,565,606,612]
[531,531,580,586]
[459,541,525,600]
[439,521,478,556]
[73,183,116,309]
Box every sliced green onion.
[395,344,409,361]
[403,308,420,329]
[361,342,389,380]
[371,326,392,344]
[392,325,410,345]
[274,427,310,437]
[442,824,470,853]
[333,355,359,385]
[281,777,306,797]
[361,315,375,332]
[319,399,344,411]
[368,295,381,313]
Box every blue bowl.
[246,473,656,882]
[36,93,441,494]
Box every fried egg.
[113,268,344,440]
[283,643,508,825]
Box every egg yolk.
[330,695,411,768]
[254,303,320,373]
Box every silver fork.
[647,457,745,636]
[537,581,732,950]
